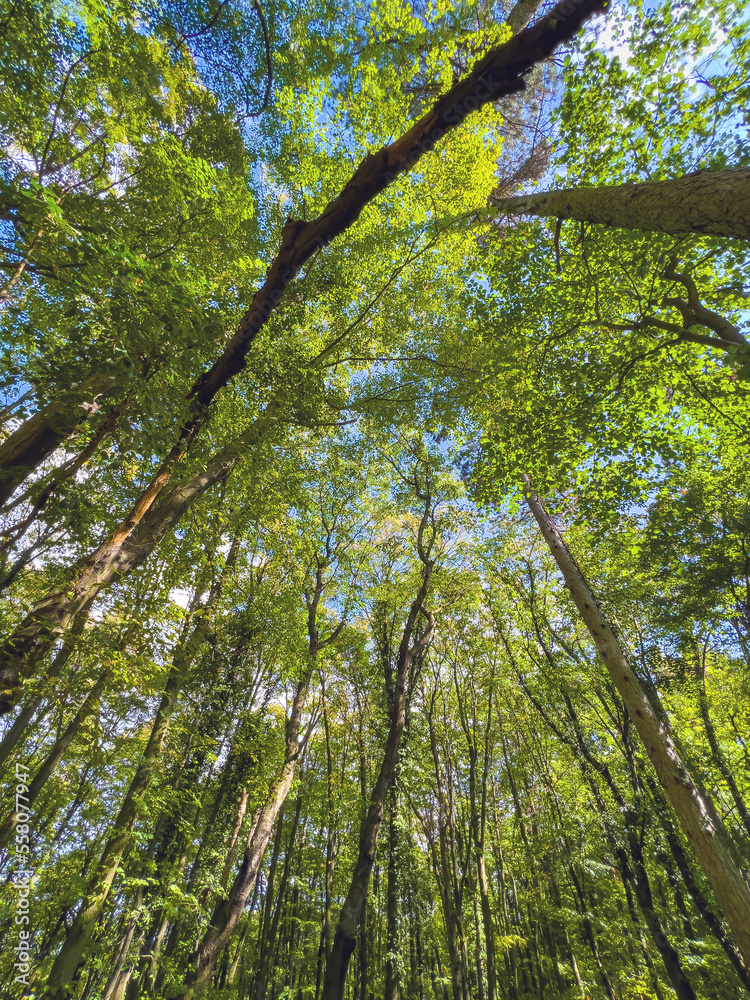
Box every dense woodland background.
[1,1,750,999]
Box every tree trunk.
[0,664,109,848]
[0,368,120,506]
[43,537,240,998]
[315,680,337,1000]
[695,652,750,842]
[0,404,279,714]
[178,540,351,998]
[506,0,545,34]
[523,477,750,967]
[0,607,90,768]
[254,794,303,1000]
[624,824,697,1000]
[187,0,605,409]
[220,787,250,891]
[385,787,400,1000]
[645,772,750,993]
[0,392,131,548]
[491,167,750,238]
[44,665,187,998]
[101,885,145,1000]
[255,804,287,991]
[177,675,311,997]
[322,540,435,1000]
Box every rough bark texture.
[491,168,750,238]
[506,0,545,33]
[523,477,750,968]
[220,787,250,891]
[0,368,120,506]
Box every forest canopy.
[0,1,749,999]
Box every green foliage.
[1,1,750,998]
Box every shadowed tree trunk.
[384,786,400,1000]
[322,484,436,1000]
[254,794,303,1000]
[43,534,241,999]
[0,392,131,549]
[0,663,109,849]
[0,400,283,714]
[176,542,349,997]
[177,675,311,998]
[0,368,121,506]
[0,608,91,768]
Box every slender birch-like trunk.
[523,477,750,966]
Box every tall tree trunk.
[322,503,436,1000]
[491,167,750,239]
[43,536,240,998]
[459,670,497,1000]
[101,885,144,1000]
[0,664,109,848]
[315,679,337,1000]
[0,607,90,768]
[622,820,697,1000]
[254,794,303,1000]
[385,786,400,1000]
[0,404,279,714]
[177,541,350,997]
[357,721,370,1000]
[516,657,698,1000]
[137,685,246,997]
[221,787,250,891]
[523,477,750,967]
[178,675,311,997]
[255,804,287,989]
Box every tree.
[489,167,750,239]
